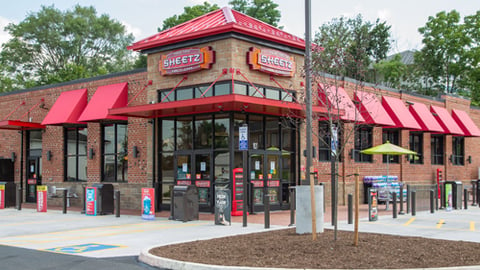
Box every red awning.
[354,91,394,126]
[318,85,364,122]
[408,102,444,133]
[78,82,128,122]
[0,120,45,130]
[430,106,464,135]
[451,109,480,137]
[109,94,328,119]
[382,96,421,129]
[41,89,87,125]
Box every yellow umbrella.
[361,141,416,177]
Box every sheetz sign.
[159,47,215,75]
[247,47,295,77]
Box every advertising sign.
[215,188,231,226]
[232,168,244,216]
[247,47,295,77]
[368,188,378,221]
[141,188,155,220]
[239,125,248,151]
[0,183,5,209]
[445,183,453,211]
[37,185,47,212]
[159,47,215,75]
[85,187,97,216]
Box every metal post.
[464,188,468,210]
[430,190,435,214]
[392,192,397,219]
[347,194,353,224]
[472,180,477,206]
[412,191,416,216]
[63,189,68,214]
[242,150,247,227]
[115,190,121,218]
[406,184,410,214]
[289,187,295,226]
[264,195,270,229]
[16,186,22,211]
[435,187,439,210]
[169,185,174,220]
[399,184,404,215]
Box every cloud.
[122,21,143,40]
[377,9,391,22]
[0,16,13,46]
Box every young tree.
[0,5,135,91]
[158,2,220,31]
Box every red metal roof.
[317,84,364,122]
[430,105,464,135]
[109,94,328,119]
[128,7,305,51]
[41,89,88,125]
[78,82,128,122]
[382,96,421,129]
[408,102,444,133]
[451,109,480,137]
[354,91,394,126]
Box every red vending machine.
[232,168,246,216]
[436,168,443,199]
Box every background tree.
[314,14,392,81]
[0,5,136,92]
[460,11,480,105]
[158,2,219,31]
[229,0,281,27]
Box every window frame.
[354,126,373,163]
[64,126,88,182]
[408,132,423,164]
[431,135,444,165]
[101,122,128,182]
[451,136,465,166]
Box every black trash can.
[89,184,114,215]
[445,181,463,209]
[0,182,16,208]
[172,185,199,222]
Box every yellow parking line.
[403,217,415,226]
[470,222,475,231]
[436,219,445,229]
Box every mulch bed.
[150,228,480,269]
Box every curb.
[139,246,480,270]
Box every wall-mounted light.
[11,152,15,163]
[468,156,472,164]
[88,148,95,160]
[449,155,453,163]
[349,149,355,159]
[133,146,139,158]
[46,150,52,161]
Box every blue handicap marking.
[45,243,122,254]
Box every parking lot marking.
[45,243,124,254]
[471,221,475,231]
[403,217,415,226]
[436,219,445,229]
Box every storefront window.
[382,130,399,164]
[65,127,88,182]
[177,117,193,150]
[215,82,230,96]
[102,123,128,182]
[265,88,279,100]
[266,117,279,149]
[318,122,342,162]
[195,116,212,149]
[195,85,211,98]
[249,115,264,150]
[214,115,230,149]
[431,135,444,165]
[452,137,464,166]
[354,126,372,162]
[176,88,193,101]
[233,83,248,95]
[162,120,175,151]
[409,132,423,164]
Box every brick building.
[0,7,479,212]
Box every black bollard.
[464,188,468,210]
[472,181,477,206]
[412,191,416,216]
[392,192,397,219]
[399,184,404,215]
[406,185,411,214]
[430,190,435,214]
[264,195,270,229]
[63,189,68,214]
[289,187,295,226]
[115,190,121,218]
[347,194,353,224]
[16,187,22,211]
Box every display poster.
[232,168,244,216]
[36,185,47,212]
[267,188,278,203]
[368,188,378,221]
[85,187,97,216]
[141,188,155,220]
[0,183,4,209]
[200,162,206,171]
[445,183,452,211]
[198,188,208,203]
[182,163,188,172]
[253,189,264,204]
[215,188,231,225]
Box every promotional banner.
[445,183,452,211]
[215,188,231,226]
[85,187,97,216]
[141,188,155,220]
[368,188,378,221]
[36,185,47,212]
[0,183,5,209]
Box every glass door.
[194,152,212,211]
[26,158,41,203]
[174,153,192,186]
[266,153,280,205]
[249,152,264,209]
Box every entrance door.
[26,158,41,203]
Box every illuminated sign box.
[247,47,295,77]
[159,47,215,75]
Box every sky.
[1,0,479,54]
